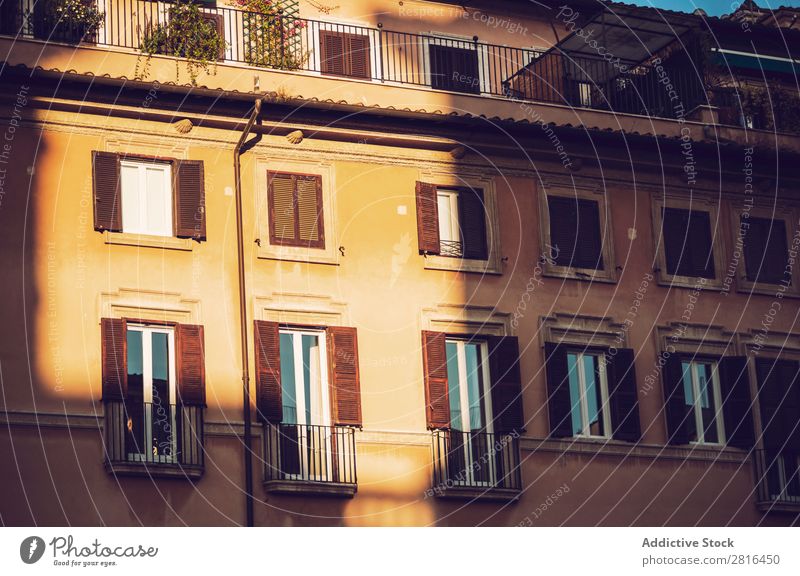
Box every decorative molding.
[421,304,510,336]
[539,313,627,348]
[254,292,349,327]
[740,330,800,358]
[656,322,737,357]
[99,288,201,324]
[105,135,189,159]
[104,231,194,252]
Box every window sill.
[656,272,722,291]
[756,498,800,513]
[433,485,520,502]
[104,460,204,480]
[104,231,194,251]
[423,254,501,275]
[737,281,799,298]
[543,264,616,283]
[257,243,340,266]
[263,479,356,497]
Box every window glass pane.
[125,329,144,456]
[301,334,322,424]
[681,361,697,443]
[437,192,455,242]
[696,362,720,444]
[127,329,143,395]
[464,343,485,431]
[567,353,582,436]
[150,331,172,458]
[280,333,297,424]
[121,164,141,233]
[584,354,604,436]
[145,166,170,237]
[445,342,462,431]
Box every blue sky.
[625,0,800,16]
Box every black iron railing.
[439,239,463,258]
[0,0,713,120]
[431,429,521,493]
[264,423,357,486]
[104,400,205,469]
[754,449,800,507]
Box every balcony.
[431,429,521,501]
[0,0,709,122]
[263,423,357,497]
[104,401,205,479]
[753,449,800,513]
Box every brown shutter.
[488,336,524,433]
[320,30,346,76]
[347,34,371,79]
[176,324,206,406]
[92,151,122,232]
[459,188,488,260]
[607,348,641,442]
[327,326,362,427]
[718,356,754,449]
[269,171,297,245]
[415,181,440,255]
[254,320,282,423]
[663,354,691,445]
[422,330,450,429]
[101,318,127,401]
[296,174,324,248]
[544,342,573,438]
[0,0,21,35]
[174,160,206,240]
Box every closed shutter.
[544,342,573,438]
[174,160,206,240]
[176,324,206,406]
[101,318,127,401]
[327,326,362,427]
[548,196,603,270]
[548,196,576,267]
[686,210,715,279]
[296,174,324,248]
[662,208,714,278]
[92,151,122,232]
[415,181,440,254]
[254,320,282,423]
[488,336,524,433]
[429,44,480,94]
[607,348,641,442]
[320,30,346,76]
[0,0,20,35]
[662,354,690,445]
[459,188,488,260]
[269,171,296,244]
[576,198,604,269]
[759,360,800,451]
[422,331,450,429]
[347,34,372,79]
[718,356,754,449]
[744,217,788,284]
[268,172,324,248]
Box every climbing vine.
[233,0,308,70]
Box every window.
[576,81,593,107]
[680,360,725,445]
[662,207,716,279]
[416,182,488,261]
[319,30,371,79]
[742,216,789,285]
[125,325,177,463]
[547,195,604,270]
[120,160,173,237]
[268,171,325,249]
[566,351,611,438]
[429,43,480,94]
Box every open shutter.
[176,324,206,406]
[662,354,690,445]
[101,318,127,401]
[576,198,604,270]
[488,336,524,433]
[269,171,297,245]
[254,320,282,423]
[548,196,575,267]
[544,342,573,438]
[607,349,641,442]
[686,210,715,278]
[296,174,324,248]
[459,188,488,260]
[320,30,346,76]
[422,331,450,429]
[327,326,362,427]
[174,160,206,240]
[92,151,122,232]
[347,34,371,79]
[416,181,440,254]
[718,356,754,449]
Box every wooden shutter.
[488,336,524,433]
[663,208,714,278]
[269,171,297,245]
[174,160,206,240]
[576,198,604,270]
[744,217,788,284]
[327,326,362,427]
[92,151,122,232]
[548,196,575,267]
[254,320,282,423]
[459,188,488,260]
[347,34,372,79]
[607,349,641,442]
[0,0,21,35]
[296,174,324,248]
[415,181,440,255]
[422,331,450,429]
[176,324,206,406]
[662,354,690,445]
[718,356,754,449]
[757,359,800,451]
[101,318,127,401]
[544,342,573,438]
[429,45,480,94]
[548,196,603,270]
[320,30,346,76]
[268,172,324,248]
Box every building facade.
[1,0,799,526]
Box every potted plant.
[31,0,105,45]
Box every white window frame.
[421,33,488,94]
[279,328,332,482]
[126,324,177,464]
[120,159,173,237]
[446,338,496,487]
[568,351,612,439]
[683,359,726,446]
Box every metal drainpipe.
[234,98,262,527]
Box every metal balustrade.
[431,429,521,494]
[753,449,800,508]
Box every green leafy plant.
[234,0,308,70]
[740,85,800,133]
[30,0,105,44]
[136,0,226,86]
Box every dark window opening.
[662,207,716,279]
[548,196,604,270]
